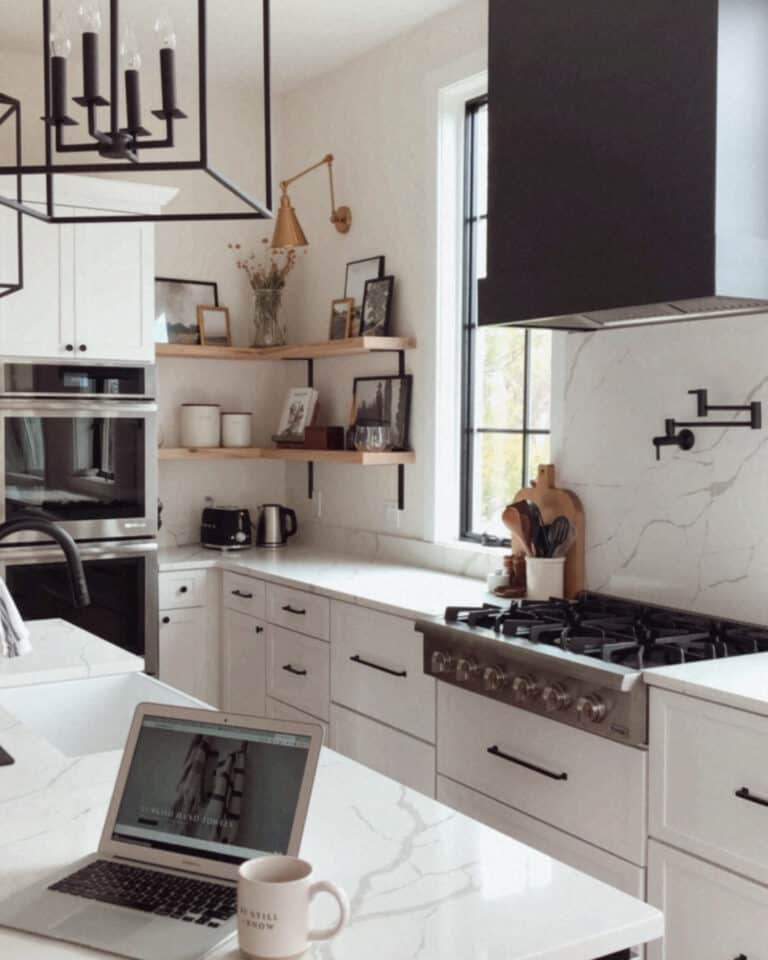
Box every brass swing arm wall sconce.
[271,153,351,248]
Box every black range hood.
[479,0,768,331]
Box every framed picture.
[344,255,385,334]
[198,305,232,347]
[154,277,219,345]
[329,297,354,340]
[352,374,412,451]
[360,275,394,337]
[277,387,318,439]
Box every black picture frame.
[154,277,220,345]
[352,374,413,451]
[360,275,394,337]
[344,255,385,334]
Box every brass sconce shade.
[271,153,351,248]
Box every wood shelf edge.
[158,447,415,465]
[155,336,417,362]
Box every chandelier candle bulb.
[51,56,69,124]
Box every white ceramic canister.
[221,411,253,448]
[525,556,566,601]
[180,403,221,448]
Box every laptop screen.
[111,715,312,865]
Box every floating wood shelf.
[158,447,416,465]
[155,336,417,362]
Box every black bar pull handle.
[232,589,253,599]
[735,787,768,808]
[282,664,307,676]
[349,654,407,678]
[733,954,747,960]
[487,745,568,781]
[281,604,306,615]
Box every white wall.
[551,316,768,621]
[277,0,488,545]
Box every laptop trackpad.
[53,904,153,948]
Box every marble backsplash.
[551,312,768,622]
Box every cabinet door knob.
[255,625,264,634]
[161,616,170,625]
[65,343,74,352]
[78,344,87,352]
[179,585,188,594]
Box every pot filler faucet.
[0,514,90,768]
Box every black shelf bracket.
[653,389,762,460]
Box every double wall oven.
[0,362,159,673]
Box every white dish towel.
[0,577,31,658]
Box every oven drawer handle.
[487,745,568,781]
[349,654,407,678]
[282,664,307,676]
[735,787,768,808]
[231,589,254,599]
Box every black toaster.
[200,506,253,550]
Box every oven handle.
[487,745,569,781]
[735,787,768,809]
[0,539,158,564]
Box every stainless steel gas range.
[418,593,768,748]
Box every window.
[460,97,552,542]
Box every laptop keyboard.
[49,860,237,927]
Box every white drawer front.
[648,839,768,960]
[437,775,645,899]
[159,569,207,609]
[330,704,435,797]
[331,601,435,742]
[266,697,328,743]
[267,625,330,721]
[221,608,266,717]
[267,584,329,640]
[222,571,266,619]
[437,683,646,865]
[649,687,768,885]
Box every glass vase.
[251,288,286,347]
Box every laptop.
[0,702,323,960]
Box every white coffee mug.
[238,855,349,959]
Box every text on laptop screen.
[112,716,312,864]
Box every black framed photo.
[154,277,220,345]
[352,374,412,451]
[360,275,394,337]
[344,256,385,334]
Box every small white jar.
[180,403,221,448]
[525,556,566,601]
[221,411,252,448]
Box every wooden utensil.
[513,464,585,597]
[502,503,533,555]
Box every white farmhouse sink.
[0,672,209,757]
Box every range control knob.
[483,665,509,692]
[511,674,539,702]
[541,682,571,712]
[576,693,608,724]
[455,656,481,683]
[431,650,456,675]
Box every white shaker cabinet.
[159,608,217,706]
[222,607,267,717]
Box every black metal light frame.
[0,0,272,225]
[0,94,23,297]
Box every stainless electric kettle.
[255,504,298,548]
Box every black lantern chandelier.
[0,0,273,224]
[0,94,23,296]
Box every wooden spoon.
[502,502,533,555]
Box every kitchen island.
[0,671,662,960]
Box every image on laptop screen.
[112,716,312,864]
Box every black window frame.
[459,95,550,544]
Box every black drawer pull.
[487,745,568,781]
[349,654,407,678]
[735,787,768,808]
[282,664,307,676]
[281,604,306,615]
[232,589,253,599]
[161,616,170,625]
[734,955,747,960]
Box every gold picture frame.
[329,297,354,340]
[197,305,232,346]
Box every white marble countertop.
[644,652,768,716]
[0,619,143,689]
[0,681,662,960]
[159,544,495,620]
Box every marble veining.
[0,695,663,960]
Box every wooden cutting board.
[513,463,585,598]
